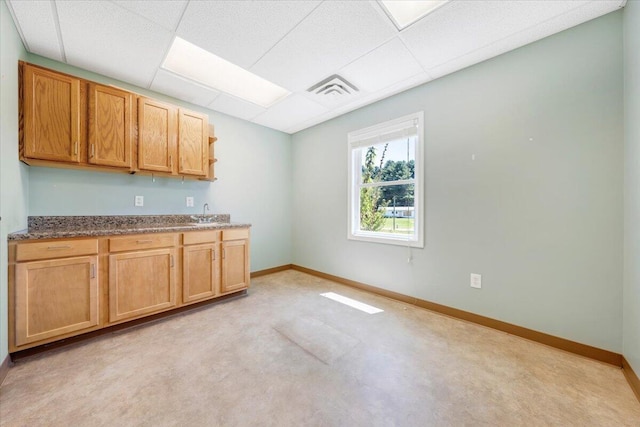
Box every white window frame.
[347,111,424,248]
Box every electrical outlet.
[186,196,194,207]
[470,273,482,289]
[134,195,144,207]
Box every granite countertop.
[8,215,251,241]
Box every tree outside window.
[348,112,424,247]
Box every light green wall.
[24,55,293,273]
[292,12,624,352]
[0,0,29,364]
[0,1,631,364]
[623,0,640,373]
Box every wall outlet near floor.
[470,273,482,289]
[134,195,144,207]
[186,196,194,207]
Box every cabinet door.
[138,98,177,173]
[88,83,132,168]
[109,248,176,322]
[178,109,208,176]
[23,65,81,162]
[221,239,250,294]
[183,244,218,303]
[14,256,98,346]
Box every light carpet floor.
[0,270,638,426]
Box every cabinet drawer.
[109,233,177,252]
[16,239,98,262]
[183,230,221,245]
[222,228,249,241]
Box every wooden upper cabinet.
[23,64,82,163]
[88,84,132,168]
[19,63,216,180]
[178,109,208,177]
[138,97,177,174]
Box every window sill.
[348,232,424,248]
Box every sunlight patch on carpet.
[320,292,384,314]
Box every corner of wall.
[623,0,640,375]
[0,0,30,367]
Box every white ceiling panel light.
[163,37,290,108]
[379,0,450,30]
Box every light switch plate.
[186,196,194,207]
[134,195,144,207]
[470,273,482,289]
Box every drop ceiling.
[6,0,626,134]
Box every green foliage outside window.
[360,143,415,232]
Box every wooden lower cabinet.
[183,243,219,303]
[109,248,177,322]
[10,228,249,352]
[221,239,250,294]
[14,255,99,346]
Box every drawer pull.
[47,245,72,250]
[136,240,153,244]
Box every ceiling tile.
[287,72,432,133]
[177,1,321,69]
[208,94,266,121]
[7,0,625,136]
[111,0,187,31]
[56,0,173,88]
[426,1,624,79]
[401,1,593,71]
[6,0,63,61]
[251,95,328,133]
[340,37,424,93]
[250,1,397,92]
[150,69,220,108]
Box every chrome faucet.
[190,203,212,224]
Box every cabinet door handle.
[136,240,153,244]
[90,264,96,279]
[222,249,225,259]
[47,245,71,250]
[169,155,173,169]
[90,143,95,158]
[212,248,216,261]
[74,141,78,155]
[170,255,174,267]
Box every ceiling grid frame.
[5,0,627,134]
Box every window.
[348,112,424,247]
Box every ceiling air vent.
[307,75,359,102]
